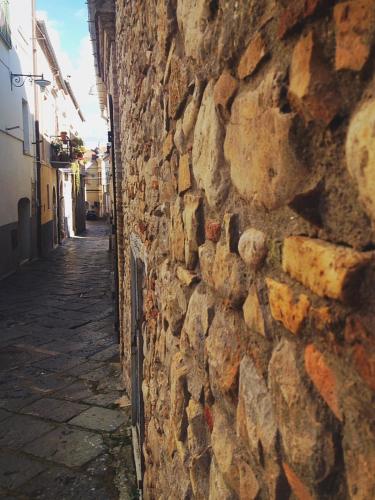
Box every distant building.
[0,1,86,278]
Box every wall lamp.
[10,73,51,92]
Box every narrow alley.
[0,222,136,499]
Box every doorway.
[52,186,58,245]
[17,198,31,264]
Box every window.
[0,0,11,48]
[47,184,50,209]
[22,99,30,154]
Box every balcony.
[50,134,85,168]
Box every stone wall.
[113,1,375,498]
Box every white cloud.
[36,10,108,148]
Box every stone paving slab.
[21,397,89,423]
[24,425,105,468]
[69,406,127,432]
[0,451,46,490]
[0,222,136,497]
[0,414,55,449]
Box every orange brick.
[304,344,342,420]
[282,236,374,302]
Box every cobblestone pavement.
[0,221,136,499]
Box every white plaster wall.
[0,0,36,226]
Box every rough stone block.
[213,71,238,117]
[170,197,185,262]
[266,278,310,335]
[238,228,267,269]
[192,80,230,208]
[243,285,266,337]
[183,194,203,269]
[206,308,245,395]
[224,69,309,209]
[198,240,216,288]
[205,219,221,242]
[283,462,314,500]
[269,340,335,481]
[211,408,240,493]
[176,266,199,286]
[334,1,375,71]
[169,55,189,118]
[237,355,277,458]
[178,154,191,194]
[282,236,374,302]
[278,0,320,38]
[209,458,236,499]
[289,31,340,124]
[163,132,174,159]
[304,345,342,420]
[346,95,375,224]
[237,32,267,79]
[212,242,249,307]
[239,461,259,500]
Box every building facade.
[0,1,86,278]
[0,0,37,277]
[89,1,375,499]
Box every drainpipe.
[109,95,120,341]
[32,0,42,256]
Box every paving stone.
[79,364,117,382]
[33,354,86,373]
[19,464,116,500]
[69,406,127,432]
[89,344,119,362]
[52,381,96,402]
[82,391,122,408]
[24,426,105,467]
[0,409,11,422]
[21,398,89,423]
[0,451,46,490]
[0,414,55,449]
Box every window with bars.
[0,0,11,48]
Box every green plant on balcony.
[71,136,85,159]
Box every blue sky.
[36,0,107,146]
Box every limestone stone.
[198,241,216,288]
[192,80,229,208]
[211,408,240,493]
[237,355,277,457]
[163,132,174,159]
[277,0,320,38]
[239,461,259,500]
[304,345,342,421]
[206,308,245,395]
[283,463,314,500]
[209,458,236,500]
[182,283,215,365]
[346,96,375,224]
[224,69,309,209]
[213,71,238,118]
[334,1,375,71]
[182,79,203,140]
[183,194,203,270]
[178,154,191,194]
[238,228,267,269]
[288,31,340,124]
[170,352,189,442]
[266,278,310,335]
[176,266,199,287]
[176,0,210,61]
[212,242,249,307]
[282,236,374,302]
[170,197,185,262]
[169,55,189,118]
[269,340,335,481]
[190,449,211,499]
[186,399,210,456]
[237,32,267,79]
[243,285,266,337]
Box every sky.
[36,0,107,147]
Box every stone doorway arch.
[17,197,31,263]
